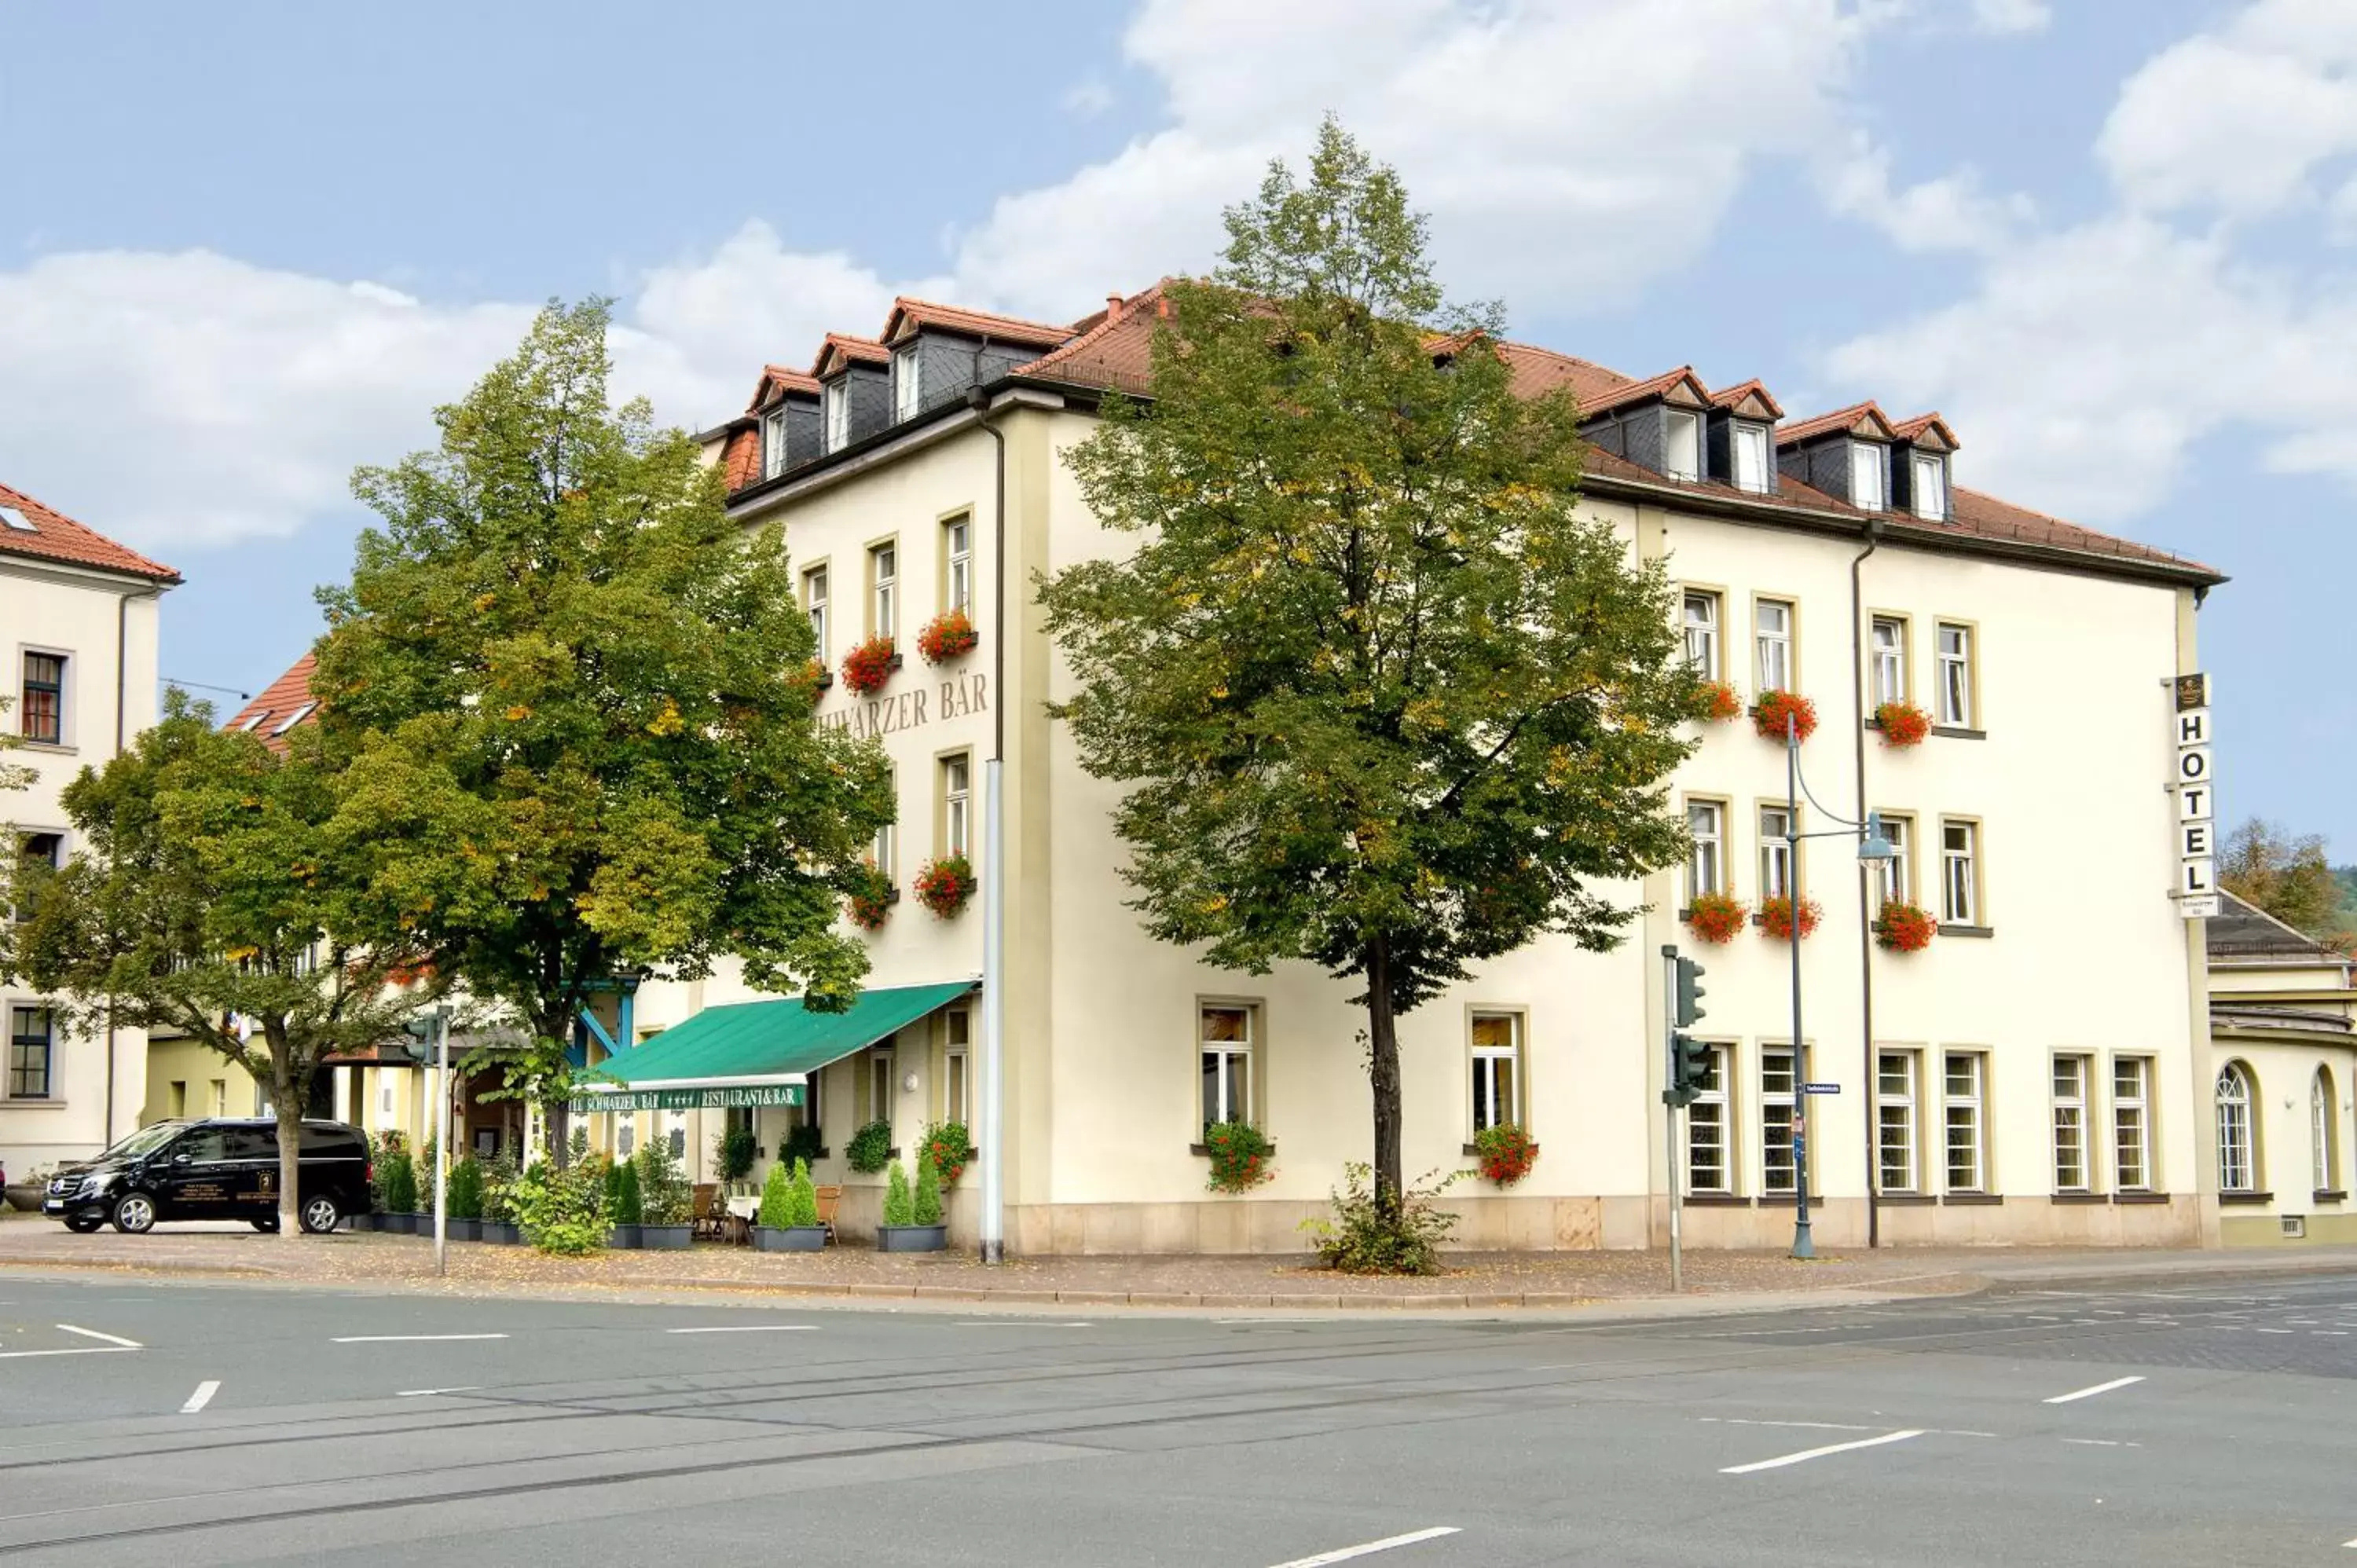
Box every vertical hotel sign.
[2174,672,2218,919]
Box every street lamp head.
[1857,811,1898,863]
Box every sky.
[0,0,2348,845]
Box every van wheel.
[112,1192,157,1234]
[64,1215,103,1234]
[299,1195,341,1234]
[251,1218,279,1233]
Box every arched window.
[2216,1062,2256,1193]
[2315,1068,2340,1194]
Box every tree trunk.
[271,1049,304,1238]
[1365,936,1402,1214]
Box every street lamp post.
[1780,711,1896,1262]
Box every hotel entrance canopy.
[565,980,976,1113]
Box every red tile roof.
[1576,365,1711,419]
[1891,411,1959,449]
[720,424,763,491]
[880,298,1071,350]
[1776,401,1897,445]
[1710,379,1786,419]
[0,481,180,584]
[812,334,889,377]
[1011,281,1171,396]
[746,365,821,413]
[220,651,320,754]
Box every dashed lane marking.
[2044,1376,2146,1405]
[179,1381,218,1414]
[1265,1527,1461,1566]
[1721,1429,1926,1475]
[53,1324,141,1349]
[664,1324,821,1334]
[395,1387,484,1398]
[332,1334,509,1343]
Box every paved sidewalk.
[5,1210,2352,1311]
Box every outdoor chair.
[691,1184,723,1240]
[814,1184,841,1245]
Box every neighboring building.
[2205,891,2357,1245]
[576,283,2227,1254]
[0,481,178,1167]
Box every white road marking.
[394,1387,484,1398]
[2318,1331,2349,1337]
[332,1334,508,1343]
[665,1324,820,1335]
[179,1381,218,1414]
[2062,1438,2141,1448]
[1720,1429,1925,1475]
[1699,1418,1876,1432]
[0,1346,133,1361]
[2044,1376,2146,1405]
[2256,1328,2295,1335]
[953,1321,1094,1328]
[54,1324,141,1349]
[1264,1526,1461,1566]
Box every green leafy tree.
[2220,818,2345,938]
[0,697,441,1234]
[1039,121,1698,1213]
[313,301,895,1157]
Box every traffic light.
[1673,957,1706,1029]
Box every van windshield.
[97,1123,187,1161]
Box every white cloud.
[1061,78,1115,117]
[1969,0,2049,35]
[1818,133,2033,253]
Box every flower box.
[607,1223,642,1250]
[639,1222,693,1251]
[1683,892,1747,945]
[1875,700,1930,748]
[1758,895,1822,941]
[841,636,899,697]
[918,608,979,665]
[848,863,898,931]
[915,855,975,918]
[1472,1125,1538,1186]
[1695,680,1743,723]
[876,1223,947,1253]
[757,1225,827,1252]
[1874,900,1937,952]
[1751,690,1817,743]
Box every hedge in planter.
[876,1154,947,1251]
[633,1138,695,1249]
[512,1160,607,1255]
[608,1160,644,1249]
[756,1157,826,1251]
[447,1156,485,1242]
[379,1150,418,1234]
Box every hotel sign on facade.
[2175,672,2217,919]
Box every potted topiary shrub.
[877,1152,948,1251]
[845,1118,893,1174]
[379,1149,417,1235]
[756,1157,827,1252]
[607,1160,643,1249]
[480,1152,522,1245]
[635,1139,695,1250]
[446,1156,485,1241]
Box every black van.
[42,1118,371,1235]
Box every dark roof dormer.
[749,365,823,482]
[1706,379,1784,495]
[1776,401,1900,511]
[812,335,891,453]
[1890,412,1959,522]
[877,299,1069,424]
[1577,367,1714,482]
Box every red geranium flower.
[841,636,897,697]
[1874,900,1937,952]
[1684,891,1748,945]
[1751,689,1817,743]
[1875,700,1931,748]
[917,609,979,665]
[1758,894,1822,941]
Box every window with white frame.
[1687,800,1725,900]
[1681,592,1720,677]
[871,543,897,641]
[1758,805,1793,901]
[20,653,64,745]
[1941,820,1979,925]
[2113,1056,2153,1192]
[763,406,791,478]
[1878,1050,1919,1192]
[1755,600,1793,693]
[1762,1046,1802,1194]
[2053,1054,2091,1192]
[893,345,922,422]
[1733,423,1770,493]
[944,1008,971,1126]
[1912,452,1948,520]
[823,379,850,452]
[1469,1013,1523,1135]
[942,753,971,859]
[1664,409,1702,482]
[2216,1061,2256,1192]
[8,1005,53,1098]
[2315,1067,2339,1193]
[1687,1043,1732,1194]
[1200,1005,1255,1132]
[805,566,830,660]
[1874,814,1912,910]
[1871,617,1906,707]
[868,1049,896,1128]
[945,515,973,614]
[1945,1051,1988,1191]
[1851,441,1886,511]
[1936,622,1974,727]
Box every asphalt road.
[1,1269,2354,1566]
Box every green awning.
[566,980,976,1113]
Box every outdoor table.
[724,1195,758,1244]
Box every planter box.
[383,1213,416,1236]
[639,1223,692,1251]
[756,1225,827,1252]
[607,1224,642,1249]
[347,1212,377,1233]
[876,1223,948,1253]
[4,1182,46,1213]
[447,1218,482,1243]
[480,1220,521,1246]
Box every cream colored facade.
[2,501,170,1169]
[626,309,2227,1254]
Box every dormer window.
[893,345,922,422]
[1912,451,1948,520]
[762,407,790,479]
[1664,410,1701,482]
[0,505,34,533]
[1850,441,1886,511]
[823,381,849,453]
[1732,423,1770,493]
